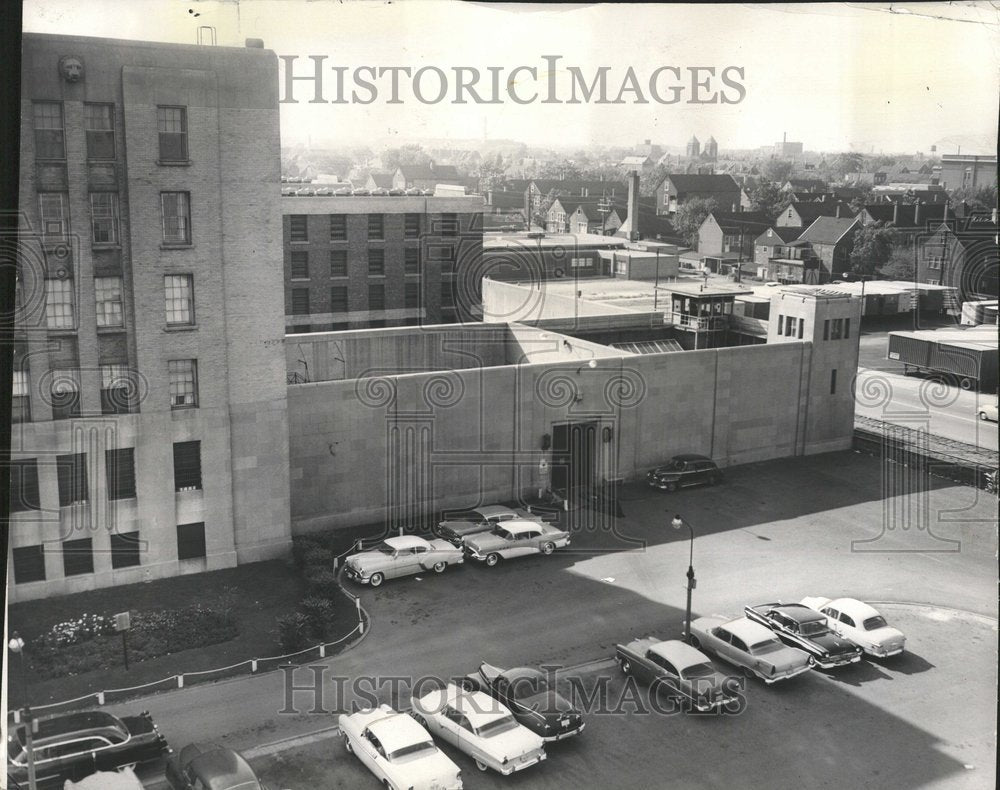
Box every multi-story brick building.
[9,33,291,601]
[281,194,485,334]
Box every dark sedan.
[647,454,722,492]
[744,603,863,669]
[166,743,274,790]
[6,710,169,789]
[461,663,585,742]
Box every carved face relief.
[59,56,84,83]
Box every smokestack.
[627,171,640,240]
[943,202,949,222]
[914,200,921,225]
[783,131,787,143]
[893,201,899,225]
[835,204,841,218]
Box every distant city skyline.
[23,0,1000,155]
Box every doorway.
[550,421,598,500]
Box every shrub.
[304,568,341,599]
[300,546,334,570]
[292,537,323,568]
[277,612,314,653]
[299,596,337,640]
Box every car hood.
[650,468,680,478]
[465,533,510,552]
[345,551,390,571]
[810,632,859,656]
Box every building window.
[405,247,420,274]
[177,522,207,560]
[823,319,830,340]
[9,459,41,512]
[106,448,137,500]
[368,214,384,240]
[405,282,420,309]
[926,277,940,285]
[290,215,308,242]
[50,370,81,420]
[110,531,141,569]
[330,287,348,313]
[830,369,838,394]
[330,214,347,241]
[39,193,69,237]
[94,276,123,327]
[63,538,94,577]
[84,104,115,160]
[368,283,386,311]
[776,314,784,336]
[101,364,135,414]
[330,250,347,277]
[89,193,119,245]
[798,318,804,339]
[161,192,191,244]
[441,213,458,237]
[57,452,88,507]
[33,102,65,159]
[784,316,795,337]
[290,250,309,279]
[157,106,188,162]
[12,370,30,423]
[441,281,454,306]
[404,213,421,239]
[844,318,850,339]
[831,318,843,340]
[164,274,194,325]
[368,249,385,276]
[45,278,75,329]
[173,441,202,491]
[291,288,310,315]
[570,257,590,268]
[168,359,198,408]
[13,545,45,584]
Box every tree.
[381,144,432,172]
[831,152,865,179]
[848,188,876,214]
[642,164,669,197]
[747,179,788,221]
[950,184,998,214]
[762,158,794,184]
[879,246,916,280]
[674,197,718,248]
[849,221,898,275]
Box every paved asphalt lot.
[120,451,996,790]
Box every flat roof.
[658,281,754,297]
[889,325,998,351]
[282,195,484,214]
[483,232,627,251]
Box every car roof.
[368,712,432,753]
[771,604,826,623]
[647,640,710,669]
[184,746,260,789]
[443,685,511,728]
[383,535,430,550]
[723,617,777,643]
[826,598,880,620]
[27,711,125,742]
[477,505,516,518]
[499,666,545,684]
[498,520,544,535]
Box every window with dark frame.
[404,282,419,308]
[404,247,420,274]
[330,250,347,277]
[62,537,94,577]
[168,359,198,408]
[367,214,384,239]
[173,441,202,491]
[100,364,135,414]
[56,452,88,507]
[404,213,421,239]
[368,283,386,311]
[289,215,308,242]
[89,193,119,244]
[290,250,309,279]
[798,318,804,339]
[39,193,69,237]
[161,192,191,244]
[9,459,41,512]
[177,522,207,560]
[84,104,115,160]
[330,287,348,312]
[330,214,347,240]
[368,249,385,276]
[105,447,137,500]
[45,278,75,329]
[291,288,310,315]
[12,370,30,423]
[110,531,142,569]
[13,545,46,584]
[50,371,81,420]
[157,106,188,162]
[164,275,194,325]
[94,276,124,327]
[33,102,65,159]
[823,319,830,340]
[830,369,838,394]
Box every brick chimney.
[893,201,899,225]
[943,202,949,222]
[835,204,841,218]
[914,199,922,225]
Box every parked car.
[410,683,546,774]
[405,187,423,196]
[978,401,998,422]
[334,186,353,196]
[435,505,543,546]
[388,188,406,196]
[689,616,813,683]
[280,187,297,196]
[339,704,463,790]
[344,535,463,587]
[6,710,170,789]
[744,603,863,668]
[294,187,314,196]
[646,454,722,492]
[165,743,280,790]
[64,768,144,790]
[313,186,332,196]
[352,188,371,196]
[371,187,389,196]
[462,520,571,566]
[460,663,585,741]
[799,597,906,658]
[614,637,740,712]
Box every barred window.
[404,213,421,239]
[290,215,308,242]
[368,214,384,239]
[13,545,46,584]
[105,448,137,500]
[9,459,41,512]
[33,102,65,159]
[84,104,115,160]
[441,281,454,306]
[330,287,348,312]
[63,538,94,577]
[164,275,194,325]
[291,288,310,315]
[330,214,347,241]
[89,193,119,244]
[369,283,386,311]
[110,531,141,569]
[94,276,123,327]
[56,452,88,506]
[404,282,420,308]
[168,359,198,408]
[405,247,420,274]
[441,212,458,237]
[101,363,134,414]
[161,193,191,244]
[368,249,385,276]
[157,106,188,161]
[12,370,30,423]
[290,251,309,279]
[173,441,202,491]
[39,193,69,237]
[177,522,207,560]
[50,369,81,420]
[330,250,347,277]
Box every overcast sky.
[23,0,1000,154]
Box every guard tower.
[657,280,753,349]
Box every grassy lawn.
[8,560,317,708]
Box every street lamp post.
[9,633,38,790]
[671,514,696,643]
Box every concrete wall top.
[282,195,485,214]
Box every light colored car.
[344,535,463,587]
[435,505,543,546]
[339,704,463,790]
[462,520,571,566]
[800,597,906,658]
[410,683,546,775]
[614,637,739,712]
[978,401,998,422]
[689,616,813,683]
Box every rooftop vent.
[246,38,265,48]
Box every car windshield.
[681,662,716,679]
[377,544,396,555]
[799,619,830,637]
[477,715,520,737]
[751,639,784,654]
[863,616,888,631]
[389,741,437,762]
[491,526,511,539]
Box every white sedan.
[411,684,546,775]
[339,704,463,790]
[978,401,998,422]
[800,597,906,658]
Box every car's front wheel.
[980,411,989,421]
[485,553,501,567]
[475,759,489,772]
[432,561,447,573]
[344,735,353,754]
[541,542,556,555]
[689,635,701,649]
[369,572,384,587]
[664,481,678,492]
[618,657,632,675]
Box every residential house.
[620,155,654,174]
[782,178,828,194]
[858,201,950,247]
[843,171,887,187]
[754,226,804,271]
[392,162,463,191]
[766,240,822,284]
[939,154,998,191]
[365,172,395,192]
[528,178,626,226]
[697,211,772,264]
[917,211,999,297]
[776,200,855,229]
[655,173,745,215]
[796,216,861,280]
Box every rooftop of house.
[861,203,949,228]
[798,216,860,245]
[660,173,741,193]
